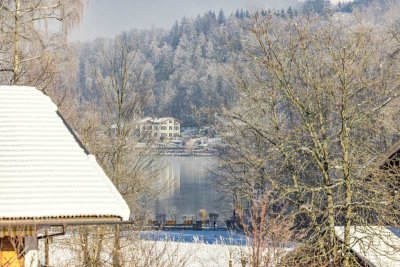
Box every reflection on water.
[154,156,230,223]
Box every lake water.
[153,156,231,223]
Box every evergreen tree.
[194,44,203,64]
[218,9,226,24]
[239,9,245,18]
[210,11,216,20]
[206,41,215,59]
[261,9,267,16]
[169,21,180,49]
[78,60,86,90]
[280,8,286,18]
[173,33,191,67]
[287,6,294,19]
[302,0,331,15]
[235,9,240,18]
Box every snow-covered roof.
[138,117,153,123]
[154,117,174,123]
[139,117,181,124]
[335,226,400,267]
[0,86,130,221]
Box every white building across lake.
[138,117,181,139]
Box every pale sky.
[72,0,301,41]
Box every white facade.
[139,117,181,139]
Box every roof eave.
[0,217,125,227]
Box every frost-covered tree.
[74,10,242,126]
[302,0,331,15]
[218,14,400,267]
[0,0,86,89]
[218,9,226,24]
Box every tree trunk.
[341,106,352,267]
[95,227,104,266]
[112,225,121,267]
[12,0,21,85]
[82,228,90,267]
[44,229,50,266]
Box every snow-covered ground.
[40,230,292,266]
[42,236,248,266]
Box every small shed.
[0,86,130,266]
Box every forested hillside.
[74,0,394,127]
[75,11,249,126]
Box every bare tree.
[236,191,294,267]
[217,13,400,266]
[94,34,160,267]
[52,32,169,267]
[0,0,86,89]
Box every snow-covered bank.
[39,229,294,266]
[41,236,249,267]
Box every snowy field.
[40,230,293,266]
[42,236,249,267]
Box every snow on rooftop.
[138,117,153,123]
[335,226,400,267]
[139,117,181,124]
[0,86,130,221]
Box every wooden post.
[45,229,49,266]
